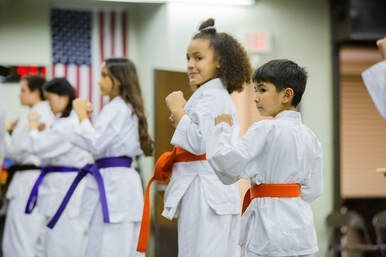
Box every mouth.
[187,72,198,78]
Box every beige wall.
[0,0,51,119]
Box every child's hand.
[37,123,46,132]
[28,112,41,130]
[6,118,18,132]
[165,91,186,113]
[165,91,186,126]
[214,114,233,126]
[376,37,386,59]
[86,102,93,119]
[73,98,90,121]
[169,114,178,128]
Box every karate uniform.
[361,60,386,120]
[0,105,5,166]
[26,111,92,257]
[2,101,54,257]
[162,78,241,257]
[207,110,323,257]
[70,96,144,257]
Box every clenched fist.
[214,114,233,126]
[165,91,186,113]
[73,98,92,121]
[377,37,386,60]
[165,91,186,127]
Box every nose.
[187,59,194,70]
[254,94,260,103]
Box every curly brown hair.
[105,58,154,156]
[193,18,252,93]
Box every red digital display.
[16,66,46,76]
[0,65,46,83]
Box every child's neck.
[274,106,296,117]
[195,77,216,90]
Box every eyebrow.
[187,51,202,56]
[256,82,265,87]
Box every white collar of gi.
[195,78,225,93]
[109,95,123,104]
[275,110,302,121]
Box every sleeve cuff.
[362,60,386,81]
[170,114,191,146]
[29,129,39,138]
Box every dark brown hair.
[105,58,153,156]
[22,75,46,100]
[43,78,75,118]
[193,18,252,93]
[253,59,307,107]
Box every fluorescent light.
[169,0,254,5]
[99,0,255,5]
[99,0,166,3]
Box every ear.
[282,88,294,104]
[111,76,121,88]
[214,55,220,69]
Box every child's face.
[19,80,37,107]
[254,82,291,117]
[186,38,219,89]
[45,92,69,115]
[99,65,119,98]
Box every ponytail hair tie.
[200,26,216,33]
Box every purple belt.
[47,156,133,229]
[25,166,79,214]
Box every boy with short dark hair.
[207,59,323,257]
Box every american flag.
[51,9,128,111]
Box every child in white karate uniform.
[25,78,92,257]
[0,104,5,168]
[2,75,54,257]
[49,58,153,257]
[160,18,252,257]
[207,59,323,257]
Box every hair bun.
[198,18,216,33]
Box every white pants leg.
[178,177,240,257]
[85,202,144,257]
[2,171,46,257]
[43,213,88,257]
[241,250,313,257]
[2,196,46,257]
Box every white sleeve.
[70,106,126,156]
[3,117,28,160]
[27,118,75,159]
[206,120,272,185]
[301,139,323,202]
[0,108,5,157]
[171,93,222,155]
[5,105,54,161]
[361,60,386,120]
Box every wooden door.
[154,69,191,257]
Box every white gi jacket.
[207,110,323,256]
[26,111,92,218]
[5,101,54,166]
[362,60,386,120]
[2,102,54,257]
[162,78,241,219]
[0,105,5,165]
[70,96,144,223]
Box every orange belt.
[136,147,206,253]
[242,184,301,214]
